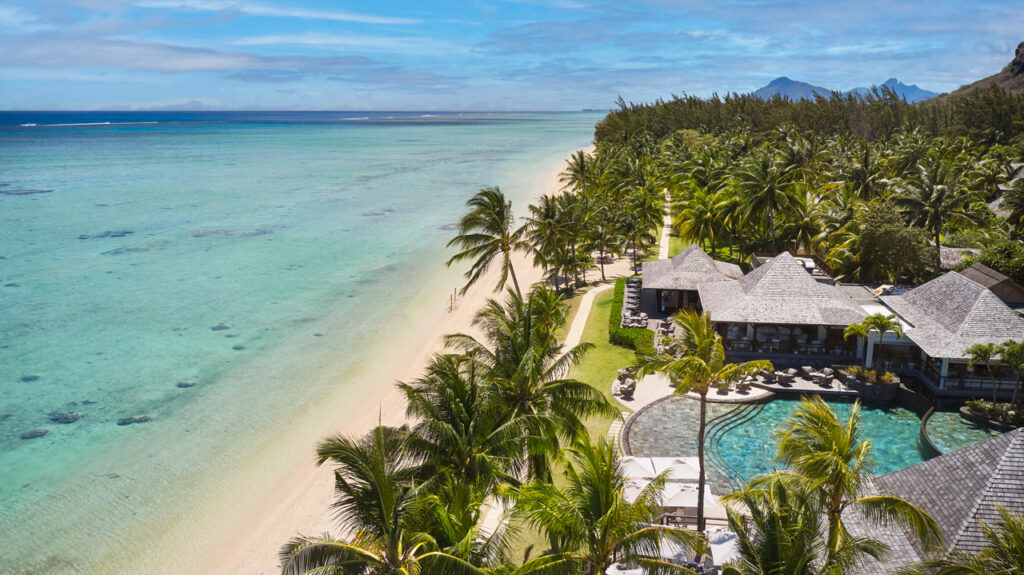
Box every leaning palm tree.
[514,439,707,574]
[722,473,887,575]
[636,310,771,531]
[843,313,903,369]
[447,186,534,297]
[280,425,484,575]
[895,507,1024,575]
[769,396,941,564]
[997,339,1024,404]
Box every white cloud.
[228,33,468,55]
[135,0,420,24]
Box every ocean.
[0,111,600,573]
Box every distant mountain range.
[752,77,939,103]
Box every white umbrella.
[650,457,701,482]
[619,456,658,479]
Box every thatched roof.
[937,245,980,270]
[881,271,1024,359]
[698,252,866,326]
[641,245,742,291]
[848,428,1024,574]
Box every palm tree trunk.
[768,205,777,252]
[697,393,707,534]
[599,248,606,281]
[934,230,943,271]
[508,258,522,298]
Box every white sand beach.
[182,147,596,575]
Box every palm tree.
[636,310,771,531]
[894,156,981,269]
[722,474,887,575]
[896,507,1024,575]
[732,150,799,251]
[770,396,941,563]
[675,189,720,255]
[843,313,903,369]
[399,353,528,494]
[280,425,485,575]
[585,201,622,282]
[997,339,1024,404]
[447,186,534,297]
[514,439,706,574]
[779,184,824,254]
[560,150,596,193]
[965,343,1001,402]
[1001,179,1024,236]
[446,286,614,479]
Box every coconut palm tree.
[636,310,771,531]
[779,184,824,254]
[446,286,614,480]
[399,353,530,494]
[514,439,706,574]
[843,313,903,369]
[894,156,981,269]
[770,396,941,564]
[895,507,1024,575]
[280,425,486,575]
[560,150,596,193]
[966,343,1002,402]
[585,201,622,282]
[722,474,887,575]
[732,150,799,251]
[675,189,721,255]
[1001,179,1024,236]
[447,186,534,298]
[997,339,1024,404]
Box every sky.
[0,0,1022,111]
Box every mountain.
[947,41,1024,97]
[752,76,939,102]
[847,78,938,103]
[752,77,833,100]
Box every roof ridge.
[948,429,1024,553]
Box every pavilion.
[640,245,742,315]
[698,252,866,359]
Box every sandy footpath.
[197,146,595,575]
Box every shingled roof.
[697,252,866,326]
[641,245,742,291]
[848,428,1024,574]
[880,272,1024,359]
[960,263,1024,306]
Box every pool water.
[925,411,1002,454]
[627,396,928,492]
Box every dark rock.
[20,375,39,382]
[362,211,387,217]
[176,381,196,388]
[117,415,151,426]
[4,283,19,287]
[82,400,97,405]
[20,429,48,439]
[1012,41,1024,76]
[232,345,245,350]
[0,189,53,196]
[314,332,324,337]
[211,323,230,331]
[49,412,81,424]
[225,334,238,338]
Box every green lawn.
[569,287,636,440]
[507,286,638,564]
[669,233,687,258]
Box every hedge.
[608,278,656,357]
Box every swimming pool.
[625,396,928,492]
[925,410,1001,454]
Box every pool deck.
[751,374,861,397]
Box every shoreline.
[190,145,595,575]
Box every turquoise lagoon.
[0,112,601,573]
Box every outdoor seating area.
[612,367,637,399]
[620,277,648,328]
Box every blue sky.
[0,0,1021,110]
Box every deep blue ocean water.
[0,111,600,573]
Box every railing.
[944,376,1019,394]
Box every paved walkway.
[658,189,672,260]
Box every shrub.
[608,277,656,357]
[966,399,1024,427]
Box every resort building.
[848,428,1024,574]
[697,252,865,360]
[879,271,1024,399]
[640,245,742,314]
